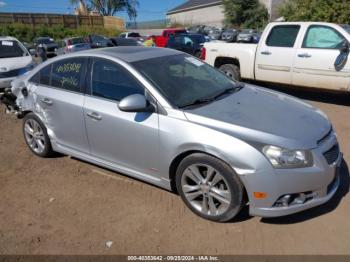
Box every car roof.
[67,46,183,63]
[0,36,19,41]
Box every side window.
[163,31,167,37]
[40,65,52,86]
[266,25,300,47]
[183,36,194,46]
[302,25,346,49]
[30,72,40,84]
[91,58,144,101]
[51,58,87,92]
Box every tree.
[70,0,139,19]
[222,0,268,29]
[279,0,350,24]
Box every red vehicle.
[155,28,187,47]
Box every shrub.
[0,23,121,43]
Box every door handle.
[40,98,53,105]
[261,51,272,55]
[298,53,312,58]
[87,112,102,121]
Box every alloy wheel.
[24,119,46,154]
[181,164,232,216]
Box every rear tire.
[23,113,54,157]
[219,64,241,81]
[176,153,245,222]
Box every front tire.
[176,153,245,222]
[23,113,54,157]
[219,64,241,81]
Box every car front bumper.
[0,77,15,90]
[240,133,342,217]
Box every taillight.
[200,47,206,60]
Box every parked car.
[221,29,239,42]
[109,37,141,47]
[187,25,206,35]
[10,47,341,222]
[85,35,114,49]
[33,37,58,57]
[166,33,206,58]
[204,22,350,92]
[236,29,259,43]
[0,36,36,90]
[119,32,145,43]
[155,28,187,47]
[56,37,90,55]
[208,28,222,40]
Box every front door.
[255,24,301,84]
[292,24,350,91]
[84,58,161,176]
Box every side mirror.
[335,42,349,71]
[118,94,154,113]
[340,41,350,53]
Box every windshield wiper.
[180,83,244,109]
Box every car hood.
[183,84,331,150]
[0,56,33,71]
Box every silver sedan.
[11,47,342,222]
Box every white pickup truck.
[203,22,350,92]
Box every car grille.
[0,68,21,78]
[323,144,340,165]
[317,127,333,146]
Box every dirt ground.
[0,87,349,255]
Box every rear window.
[69,37,85,45]
[40,65,52,86]
[0,40,27,58]
[266,25,300,47]
[51,58,87,92]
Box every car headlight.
[262,145,313,169]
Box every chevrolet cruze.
[11,47,342,222]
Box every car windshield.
[242,29,254,33]
[37,38,55,44]
[188,35,206,44]
[0,40,28,58]
[132,54,239,108]
[69,37,85,45]
[129,32,141,37]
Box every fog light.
[274,194,292,207]
[293,193,306,204]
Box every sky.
[0,0,185,21]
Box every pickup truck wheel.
[219,64,241,81]
[176,153,245,222]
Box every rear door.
[292,24,350,91]
[83,57,161,175]
[30,57,90,154]
[255,24,301,84]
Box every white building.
[166,0,286,27]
